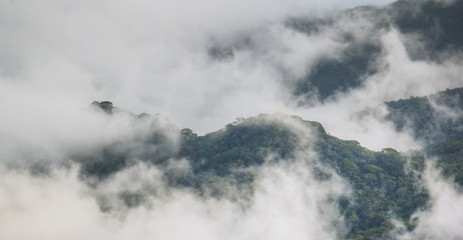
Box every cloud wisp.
[395,162,463,240]
[0,124,351,240]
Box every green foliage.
[82,86,463,239]
[179,115,302,176]
[290,0,463,103]
[386,88,463,186]
[386,88,463,143]
[391,0,463,60]
[294,42,381,102]
[177,115,428,239]
[313,133,427,239]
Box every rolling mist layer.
[1,0,463,239]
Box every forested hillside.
[83,86,463,239]
[82,99,453,239]
[2,0,463,239]
[386,88,463,186]
[291,0,463,102]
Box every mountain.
[76,1,463,235]
[289,0,463,103]
[386,87,463,186]
[81,100,439,239]
[3,0,463,239]
[178,114,427,239]
[84,85,463,239]
[390,0,463,60]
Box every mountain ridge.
[82,87,463,239]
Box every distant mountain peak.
[91,101,114,114]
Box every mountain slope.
[290,0,463,103]
[79,86,463,239]
[386,87,463,186]
[79,103,431,239]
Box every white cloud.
[397,162,463,240]
[0,0,396,138]
[0,156,350,240]
[298,28,463,151]
[1,1,463,238]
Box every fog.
[396,162,463,240]
[2,0,462,151]
[1,0,463,239]
[301,29,463,150]
[0,130,351,240]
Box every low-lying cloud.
[2,0,463,239]
[0,0,431,151]
[0,156,350,240]
[396,162,463,239]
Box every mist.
[3,0,462,151]
[2,0,463,239]
[1,0,413,150]
[396,162,463,240]
[0,141,351,240]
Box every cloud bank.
[2,0,463,239]
[0,0,436,152]
[0,155,350,240]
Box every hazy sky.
[1,0,462,152]
[0,0,413,148]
